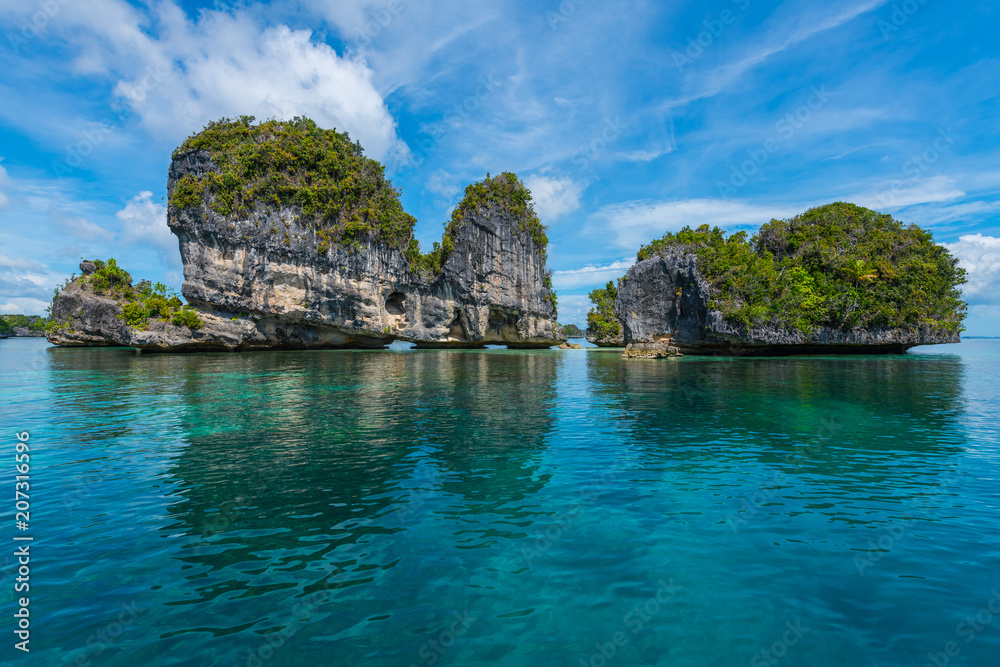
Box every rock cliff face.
[166,151,560,350]
[615,249,960,356]
[47,118,561,351]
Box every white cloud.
[555,294,592,328]
[0,255,44,272]
[941,234,1000,306]
[51,210,114,243]
[0,299,50,316]
[50,2,407,162]
[888,200,1000,230]
[588,198,799,253]
[853,175,965,211]
[525,175,583,223]
[425,170,461,199]
[0,163,9,209]
[117,191,179,266]
[618,149,674,162]
[0,253,67,311]
[552,258,633,291]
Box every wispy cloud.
[852,175,966,211]
[587,198,800,253]
[664,0,891,110]
[552,258,633,291]
[0,162,9,209]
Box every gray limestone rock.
[47,151,562,351]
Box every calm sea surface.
[1,337,999,667]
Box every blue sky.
[1,0,999,334]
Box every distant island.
[0,314,51,338]
[593,202,967,356]
[560,323,584,338]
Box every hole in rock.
[385,292,406,315]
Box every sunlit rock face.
[165,150,560,350]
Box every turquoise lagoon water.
[2,337,999,666]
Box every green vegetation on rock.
[79,259,203,330]
[171,120,553,291]
[1,314,51,332]
[560,323,584,338]
[587,281,621,339]
[636,203,967,335]
[0,318,12,336]
[171,116,417,254]
[410,171,550,271]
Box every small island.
[560,323,585,338]
[0,314,51,338]
[47,117,564,351]
[613,203,966,356]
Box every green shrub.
[635,203,967,335]
[171,308,204,330]
[0,318,12,336]
[170,116,416,251]
[0,314,51,331]
[561,323,584,338]
[53,258,203,332]
[121,301,150,328]
[89,259,132,297]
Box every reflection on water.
[3,339,999,667]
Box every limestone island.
[47,117,563,351]
[607,203,967,357]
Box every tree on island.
[586,281,622,341]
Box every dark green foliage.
[636,203,967,335]
[88,259,133,298]
[0,314,51,332]
[171,116,417,253]
[587,281,621,339]
[171,308,204,330]
[0,318,12,336]
[561,323,584,338]
[69,259,201,330]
